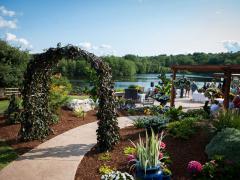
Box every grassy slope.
[0,140,18,170]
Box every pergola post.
[170,68,177,107]
[223,70,231,109]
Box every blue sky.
[0,0,240,56]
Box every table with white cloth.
[215,98,224,104]
[138,93,146,103]
[192,92,208,102]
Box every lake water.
[70,73,220,91]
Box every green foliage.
[127,109,136,116]
[205,128,240,163]
[4,94,20,124]
[194,155,240,179]
[133,116,168,131]
[163,168,172,176]
[213,110,240,131]
[73,107,86,119]
[50,76,72,111]
[101,171,134,180]
[123,146,136,155]
[133,118,145,128]
[164,106,183,122]
[20,45,120,148]
[0,140,18,170]
[183,108,209,119]
[167,117,197,139]
[133,130,164,172]
[98,152,112,161]
[0,40,29,87]
[0,100,9,114]
[99,164,115,175]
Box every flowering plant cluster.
[187,156,240,179]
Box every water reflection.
[70,73,220,90]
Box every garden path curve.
[0,116,141,180]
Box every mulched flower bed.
[75,125,211,180]
[0,109,97,155]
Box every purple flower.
[187,161,203,175]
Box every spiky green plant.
[132,129,164,173]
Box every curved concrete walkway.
[0,116,141,180]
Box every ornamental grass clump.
[131,129,166,173]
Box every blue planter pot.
[136,165,163,180]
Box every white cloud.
[223,41,240,53]
[0,6,15,17]
[99,44,112,49]
[0,16,17,28]
[79,42,116,56]
[5,33,33,49]
[79,42,92,50]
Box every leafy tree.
[0,40,29,87]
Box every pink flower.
[127,154,135,162]
[159,152,163,160]
[187,161,202,174]
[159,142,166,149]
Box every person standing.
[191,81,198,94]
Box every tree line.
[1,39,240,87]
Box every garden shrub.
[167,117,197,139]
[213,110,240,131]
[133,116,168,131]
[183,108,209,119]
[133,118,145,128]
[164,106,183,122]
[123,146,136,155]
[99,164,116,175]
[4,94,20,124]
[73,107,86,119]
[98,152,111,161]
[205,128,240,163]
[189,155,240,179]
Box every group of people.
[210,86,240,113]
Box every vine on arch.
[20,44,119,151]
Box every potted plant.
[131,130,166,180]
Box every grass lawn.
[0,140,18,170]
[0,100,9,115]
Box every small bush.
[133,116,168,131]
[183,108,208,119]
[99,164,115,175]
[123,146,136,155]
[213,110,240,131]
[73,107,86,119]
[205,128,240,163]
[4,94,20,124]
[133,118,145,128]
[167,117,197,139]
[98,152,111,161]
[164,106,183,122]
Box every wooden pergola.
[170,65,240,108]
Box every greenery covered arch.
[20,44,119,151]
